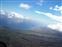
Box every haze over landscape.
[0,0,62,47]
[0,0,62,31]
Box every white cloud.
[37,0,44,6]
[48,23,62,32]
[35,11,42,14]
[8,12,24,23]
[49,5,62,13]
[0,10,32,23]
[0,10,6,15]
[35,11,62,23]
[9,12,24,19]
[35,10,62,32]
[19,3,31,9]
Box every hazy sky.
[0,0,62,31]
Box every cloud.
[19,3,31,9]
[35,10,62,32]
[35,11,42,14]
[0,10,6,15]
[9,12,24,19]
[35,11,62,23]
[0,10,31,23]
[49,5,62,13]
[8,12,24,23]
[37,0,44,6]
[48,23,62,32]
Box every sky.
[0,0,62,31]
